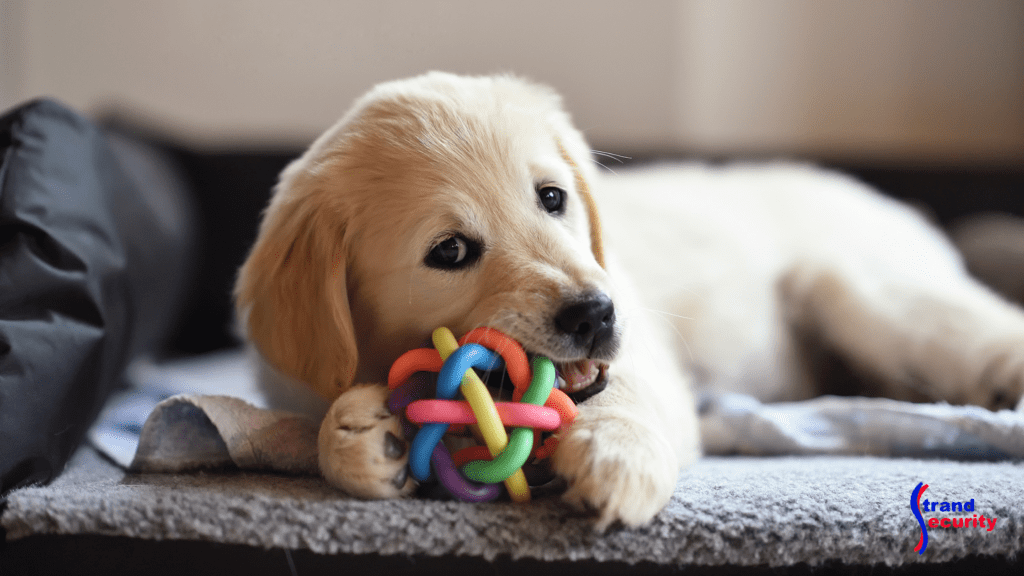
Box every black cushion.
[0,99,195,495]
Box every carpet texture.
[3,446,1021,568]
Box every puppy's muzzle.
[554,292,616,357]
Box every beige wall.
[675,0,1024,164]
[3,0,1022,165]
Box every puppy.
[236,72,1024,529]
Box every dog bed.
[4,431,1022,574]
[5,346,1024,574]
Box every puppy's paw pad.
[384,431,407,459]
[318,384,415,498]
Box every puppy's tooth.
[384,431,407,460]
[391,465,408,489]
[556,375,567,390]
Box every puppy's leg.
[318,384,416,498]
[551,301,700,529]
[783,259,1024,411]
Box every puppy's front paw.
[318,384,415,498]
[551,406,679,530]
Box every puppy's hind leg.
[782,257,1024,411]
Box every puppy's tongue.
[556,360,600,393]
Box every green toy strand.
[461,357,555,483]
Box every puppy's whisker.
[408,268,414,306]
[620,305,696,364]
[481,310,517,332]
[591,150,631,163]
[671,327,696,364]
[592,160,619,176]
[637,307,694,322]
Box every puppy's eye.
[425,235,480,270]
[537,186,566,215]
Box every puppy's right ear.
[235,179,358,401]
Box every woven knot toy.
[386,327,578,502]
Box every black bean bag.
[0,99,195,496]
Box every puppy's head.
[236,72,616,401]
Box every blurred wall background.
[2,0,1022,166]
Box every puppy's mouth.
[536,358,608,403]
[481,357,607,403]
[553,359,607,399]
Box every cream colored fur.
[236,72,1024,529]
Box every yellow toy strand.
[432,327,531,502]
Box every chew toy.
[387,327,577,502]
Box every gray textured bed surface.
[4,445,1021,569]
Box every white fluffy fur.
[598,163,1024,409]
[237,72,1024,530]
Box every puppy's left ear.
[235,181,359,401]
[557,140,605,269]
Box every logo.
[911,482,998,554]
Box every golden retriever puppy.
[236,72,1024,529]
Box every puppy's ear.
[235,186,358,401]
[557,140,606,269]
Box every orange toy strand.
[544,389,578,421]
[458,327,531,392]
[532,435,563,461]
[388,348,443,389]
[531,389,578,460]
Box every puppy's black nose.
[554,293,615,353]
